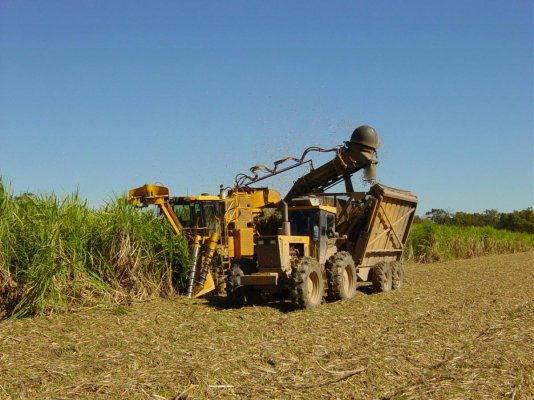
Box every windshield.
[288,209,319,237]
[173,204,193,227]
[172,201,222,233]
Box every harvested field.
[1,251,533,400]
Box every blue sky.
[1,0,532,214]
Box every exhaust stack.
[278,200,291,236]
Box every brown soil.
[1,251,533,399]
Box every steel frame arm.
[128,184,184,235]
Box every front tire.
[326,251,357,301]
[290,257,325,310]
[226,262,258,308]
[226,264,246,308]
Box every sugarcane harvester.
[228,125,418,309]
[128,184,282,298]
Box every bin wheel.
[391,261,404,289]
[371,261,392,292]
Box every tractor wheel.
[371,261,392,292]
[290,257,325,310]
[326,251,357,301]
[226,264,246,308]
[391,261,404,289]
[226,262,259,308]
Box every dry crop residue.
[1,251,533,399]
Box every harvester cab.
[169,195,223,238]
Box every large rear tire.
[326,251,357,301]
[391,261,404,290]
[371,261,392,292]
[290,257,324,310]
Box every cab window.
[172,204,192,227]
[288,209,318,237]
[326,213,335,235]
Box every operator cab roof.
[289,196,337,214]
